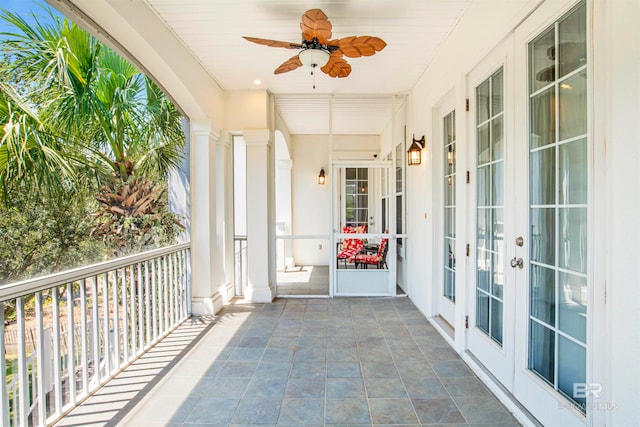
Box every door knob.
[510,257,524,269]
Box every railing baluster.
[102,272,110,379]
[52,290,62,414]
[121,267,129,363]
[90,276,99,387]
[186,249,192,315]
[0,243,190,426]
[16,297,28,427]
[163,255,169,333]
[137,262,144,352]
[0,302,8,427]
[80,279,89,395]
[169,253,175,327]
[129,265,136,359]
[66,282,76,406]
[34,292,48,426]
[151,259,157,341]
[144,260,151,348]
[112,270,120,371]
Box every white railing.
[0,243,191,427]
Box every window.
[345,168,368,228]
[476,68,505,345]
[443,111,456,302]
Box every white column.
[276,159,294,269]
[190,121,223,315]
[216,133,235,303]
[244,129,275,302]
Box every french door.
[466,1,589,426]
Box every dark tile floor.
[55,297,521,427]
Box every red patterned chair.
[355,233,388,269]
[336,225,365,268]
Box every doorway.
[465,2,589,426]
[331,162,396,296]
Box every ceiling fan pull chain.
[312,64,317,89]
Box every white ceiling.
[144,0,471,134]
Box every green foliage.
[0,187,104,284]
[0,4,187,282]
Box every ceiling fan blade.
[321,53,351,78]
[274,55,303,74]
[300,9,332,44]
[243,36,303,49]
[337,36,387,58]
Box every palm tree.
[0,6,185,255]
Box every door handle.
[510,257,524,269]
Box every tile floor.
[55,297,521,427]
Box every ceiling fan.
[243,8,386,82]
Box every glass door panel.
[476,68,505,345]
[527,1,587,411]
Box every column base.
[191,291,224,315]
[244,284,275,303]
[218,282,235,304]
[285,257,295,270]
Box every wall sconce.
[447,146,454,166]
[407,135,425,166]
[318,168,326,185]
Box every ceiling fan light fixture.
[298,48,330,68]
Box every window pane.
[559,71,587,140]
[492,70,504,115]
[529,321,555,385]
[492,253,504,299]
[530,27,555,92]
[447,242,456,270]
[530,147,556,205]
[476,292,490,334]
[558,272,587,343]
[492,208,504,252]
[492,115,504,161]
[477,249,490,292]
[558,336,586,408]
[445,207,455,238]
[490,299,503,344]
[531,208,556,266]
[477,165,491,207]
[346,168,356,179]
[559,138,588,205]
[477,123,491,164]
[492,162,504,206]
[531,265,556,325]
[531,88,556,148]
[477,80,490,123]
[558,4,587,78]
[477,208,491,250]
[559,207,587,274]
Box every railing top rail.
[0,242,191,302]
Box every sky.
[0,0,64,33]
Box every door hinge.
[465,98,470,112]
[465,315,469,329]
[466,244,470,257]
[466,171,470,184]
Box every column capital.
[277,159,293,170]
[243,129,271,146]
[216,131,232,148]
[191,119,220,140]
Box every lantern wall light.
[407,135,425,166]
[318,168,326,185]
